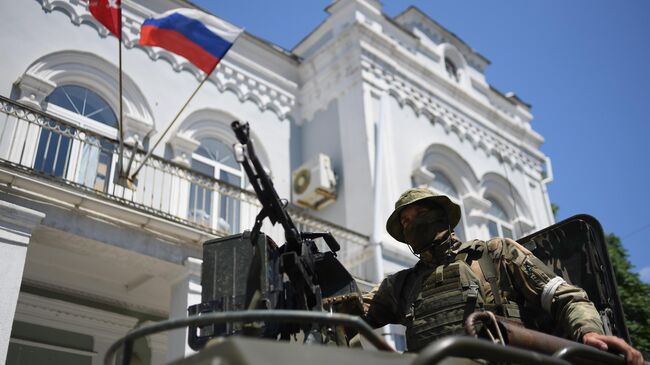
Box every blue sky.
[194,0,650,281]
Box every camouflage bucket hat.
[386,187,461,243]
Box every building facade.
[0,0,553,363]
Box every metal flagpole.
[128,73,211,182]
[117,25,125,178]
[109,0,128,186]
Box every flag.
[140,9,242,74]
[89,0,122,39]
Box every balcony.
[0,96,372,279]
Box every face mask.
[403,210,451,254]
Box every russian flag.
[140,9,242,74]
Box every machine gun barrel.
[231,120,301,252]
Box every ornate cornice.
[20,278,170,322]
[16,291,139,337]
[360,58,544,173]
[296,20,544,175]
[39,0,296,120]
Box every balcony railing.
[0,96,372,279]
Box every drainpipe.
[370,93,386,284]
[541,156,555,224]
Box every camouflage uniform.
[363,235,605,351]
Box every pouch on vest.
[405,261,484,352]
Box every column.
[166,257,202,362]
[0,201,45,364]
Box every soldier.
[363,188,643,365]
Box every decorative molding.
[15,73,56,109]
[17,49,156,140]
[184,257,202,279]
[462,193,491,212]
[15,292,139,339]
[21,279,169,319]
[513,216,535,234]
[167,133,200,167]
[213,63,295,120]
[0,201,46,232]
[361,58,544,173]
[124,114,154,146]
[297,20,544,174]
[39,0,296,121]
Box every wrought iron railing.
[0,96,372,278]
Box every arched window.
[445,57,459,82]
[45,85,117,127]
[485,197,514,239]
[34,85,117,192]
[188,138,243,233]
[429,170,458,200]
[425,170,466,241]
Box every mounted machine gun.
[185,121,364,348]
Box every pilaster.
[166,257,202,362]
[0,201,45,364]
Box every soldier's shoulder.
[383,266,415,284]
[485,237,533,262]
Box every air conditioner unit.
[292,153,337,210]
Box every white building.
[0,0,554,363]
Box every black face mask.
[403,210,451,254]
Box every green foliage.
[606,233,650,356]
[551,203,559,218]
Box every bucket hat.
[386,187,461,243]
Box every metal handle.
[104,310,394,365]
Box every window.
[425,169,466,241]
[34,85,117,192]
[485,197,514,239]
[45,85,117,128]
[33,120,74,177]
[445,57,459,82]
[429,170,458,200]
[188,138,242,233]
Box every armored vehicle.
[104,122,635,365]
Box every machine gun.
[186,121,362,349]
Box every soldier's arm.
[362,275,402,328]
[487,239,643,365]
[486,237,603,341]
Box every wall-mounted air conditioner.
[291,153,337,210]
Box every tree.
[551,203,560,218]
[606,233,650,356]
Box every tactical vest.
[405,240,521,352]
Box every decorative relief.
[362,59,542,172]
[39,0,295,121]
[17,288,145,331]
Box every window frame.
[188,138,244,233]
[485,197,515,239]
[34,85,119,192]
[422,169,467,242]
[444,57,459,82]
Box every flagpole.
[117,27,125,178]
[129,72,211,181]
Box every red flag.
[89,0,122,39]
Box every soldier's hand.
[583,332,644,365]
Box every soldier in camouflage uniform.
[363,188,642,365]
